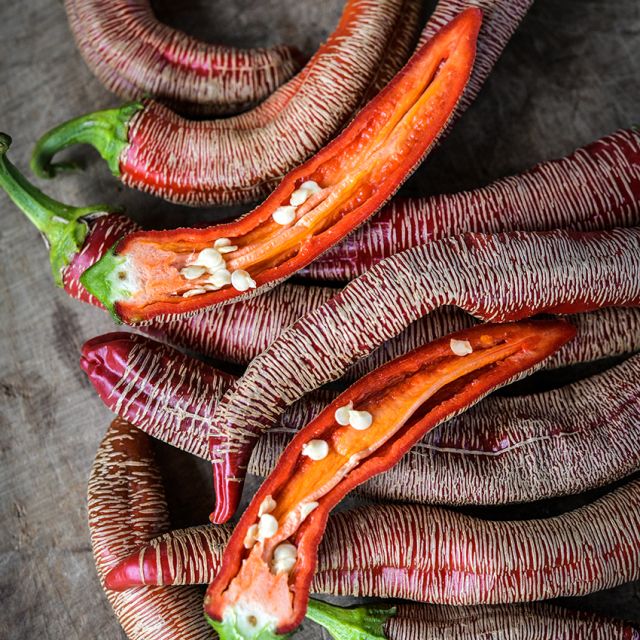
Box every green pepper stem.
[0,132,112,285]
[30,102,143,179]
[305,599,395,640]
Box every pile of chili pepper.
[3,1,640,639]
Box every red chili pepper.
[301,127,640,280]
[65,0,305,115]
[81,311,640,508]
[91,419,639,640]
[203,320,574,637]
[32,0,423,206]
[71,10,482,322]
[105,474,640,607]
[6,135,640,376]
[208,228,640,524]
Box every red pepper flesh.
[204,319,574,637]
[79,9,482,323]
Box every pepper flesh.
[204,320,574,637]
[78,9,482,323]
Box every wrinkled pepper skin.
[76,10,482,323]
[65,0,304,115]
[204,320,574,637]
[208,228,640,523]
[90,420,640,640]
[81,311,640,508]
[302,127,640,280]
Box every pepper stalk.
[0,132,113,285]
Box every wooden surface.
[1,0,639,637]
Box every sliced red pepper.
[204,319,574,638]
[78,9,482,323]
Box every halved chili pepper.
[10,130,640,374]
[301,126,640,280]
[204,319,574,638]
[70,9,482,322]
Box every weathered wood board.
[1,0,639,637]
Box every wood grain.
[0,0,639,638]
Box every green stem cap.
[0,132,111,286]
[31,101,143,179]
[205,614,289,640]
[306,600,395,640]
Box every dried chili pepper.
[203,320,574,637]
[91,419,638,640]
[72,10,481,321]
[65,0,304,115]
[207,228,640,523]
[33,0,418,206]
[301,127,640,280]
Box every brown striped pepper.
[301,127,640,280]
[208,228,640,523]
[90,419,640,640]
[64,0,304,115]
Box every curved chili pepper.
[256,352,640,505]
[208,228,640,523]
[73,10,481,321]
[203,320,574,637]
[32,0,418,206]
[302,127,640,280]
[65,0,304,115]
[90,420,638,640]
[105,475,640,605]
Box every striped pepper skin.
[204,321,574,637]
[33,0,416,206]
[209,228,640,523]
[75,10,481,323]
[90,420,640,640]
[64,0,304,115]
[106,477,640,605]
[302,127,640,280]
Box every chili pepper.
[256,352,640,506]
[91,420,638,640]
[106,475,640,606]
[65,0,305,115]
[207,228,640,523]
[6,134,640,372]
[81,306,640,519]
[88,417,214,640]
[32,0,419,206]
[301,127,640,280]
[307,601,640,640]
[73,10,481,322]
[203,320,574,637]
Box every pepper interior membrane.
[80,9,482,323]
[204,320,575,639]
